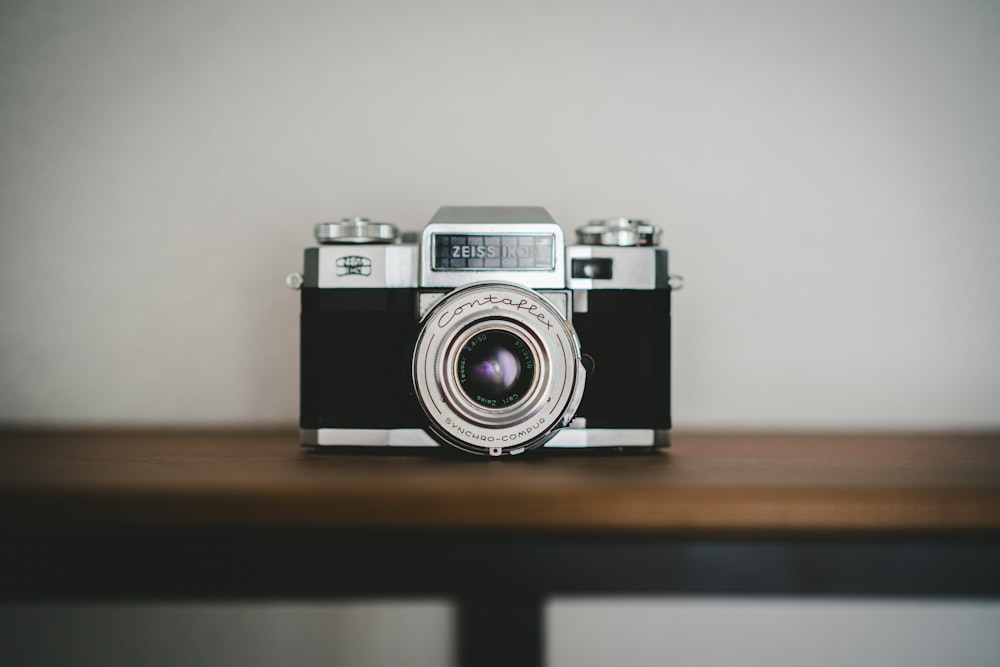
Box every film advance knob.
[314,217,399,244]
[575,218,662,247]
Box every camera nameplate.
[431,232,557,271]
[420,223,566,289]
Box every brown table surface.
[2,430,999,535]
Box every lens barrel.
[412,283,585,456]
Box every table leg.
[457,595,543,667]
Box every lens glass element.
[457,329,535,409]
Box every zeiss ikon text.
[289,206,678,457]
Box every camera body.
[292,206,675,456]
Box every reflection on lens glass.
[457,329,535,409]
[473,346,520,392]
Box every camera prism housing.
[292,206,676,456]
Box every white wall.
[2,0,998,429]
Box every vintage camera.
[288,206,678,456]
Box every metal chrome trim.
[576,218,661,247]
[566,246,669,291]
[302,428,660,449]
[546,428,656,448]
[429,206,556,225]
[303,245,419,288]
[303,428,437,447]
[419,290,570,321]
[315,218,398,244]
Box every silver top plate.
[429,206,556,224]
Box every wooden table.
[2,430,999,666]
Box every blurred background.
[1,0,998,664]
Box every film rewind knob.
[314,217,399,244]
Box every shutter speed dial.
[576,218,661,247]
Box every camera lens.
[457,329,535,409]
[412,283,585,456]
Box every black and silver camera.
[288,206,678,456]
